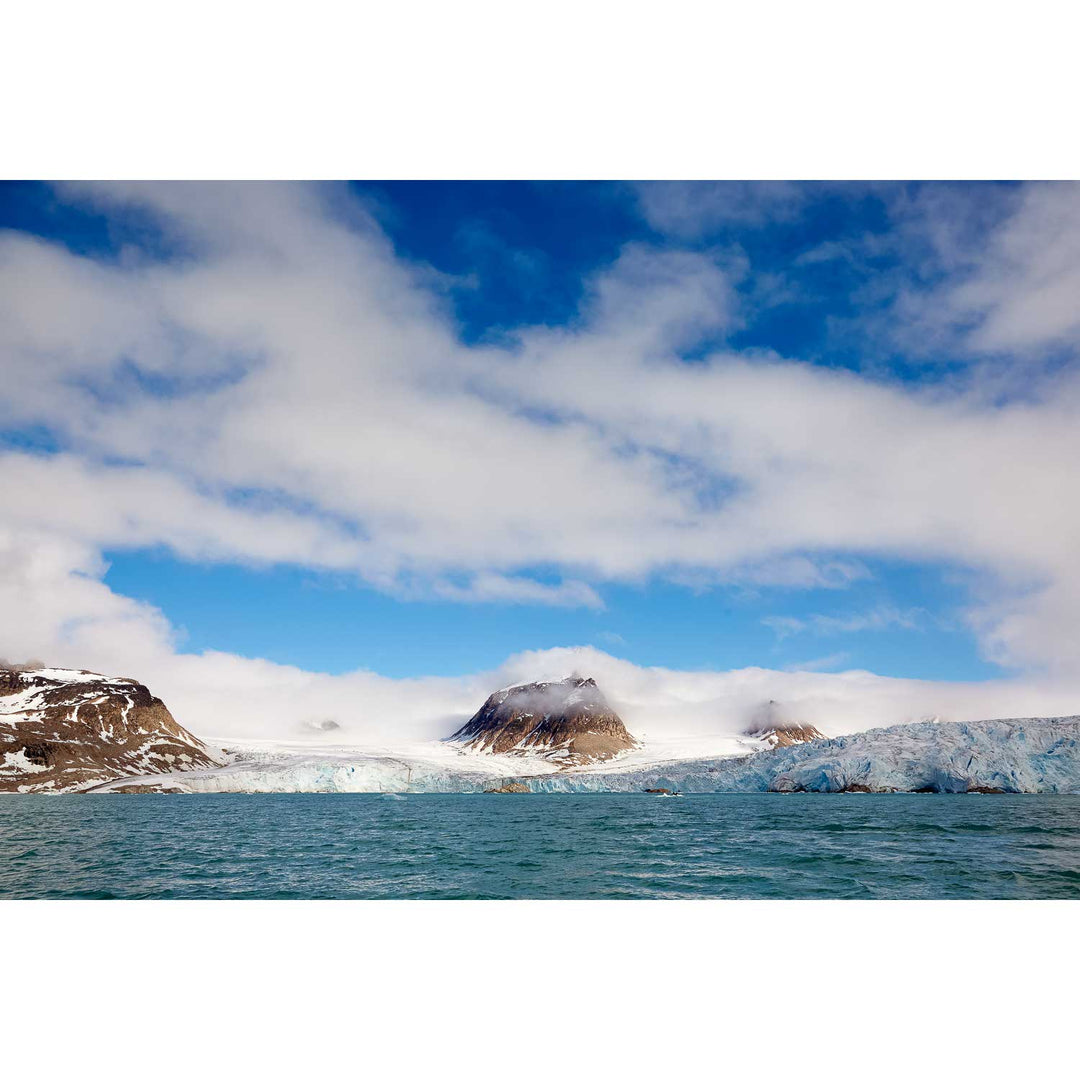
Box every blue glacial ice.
[95,715,1080,794]
[524,716,1080,794]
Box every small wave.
[4,792,1080,899]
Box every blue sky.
[100,548,993,680]
[2,180,1078,705]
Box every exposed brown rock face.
[450,676,638,767]
[0,666,220,793]
[744,700,825,749]
[484,782,530,794]
[753,723,826,749]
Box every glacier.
[91,715,1080,794]
[91,740,564,794]
[522,716,1080,793]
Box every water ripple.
[2,793,1080,899]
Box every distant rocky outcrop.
[449,676,638,767]
[484,782,530,794]
[749,723,826,749]
[0,666,220,793]
[744,700,825,749]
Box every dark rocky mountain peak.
[743,699,825,748]
[449,675,638,767]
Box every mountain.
[0,666,220,793]
[753,724,825,749]
[743,700,825,748]
[448,676,638,766]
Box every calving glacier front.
[102,715,1080,794]
[524,716,1080,794]
[96,742,566,793]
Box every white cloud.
[783,651,852,673]
[946,182,1080,354]
[635,181,810,238]
[762,607,925,640]
[429,573,603,609]
[807,182,1080,367]
[3,180,1080,687]
[2,528,1079,749]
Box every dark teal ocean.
[3,793,1080,899]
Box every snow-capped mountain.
[447,675,638,766]
[0,666,221,793]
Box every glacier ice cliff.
[92,715,1080,794]
[523,716,1080,794]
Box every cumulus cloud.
[3,179,1080,715]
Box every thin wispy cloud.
[783,652,853,673]
[762,607,926,640]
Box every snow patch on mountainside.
[1,748,48,774]
[0,665,221,792]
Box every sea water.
[3,793,1080,899]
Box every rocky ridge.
[747,722,826,749]
[0,666,221,793]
